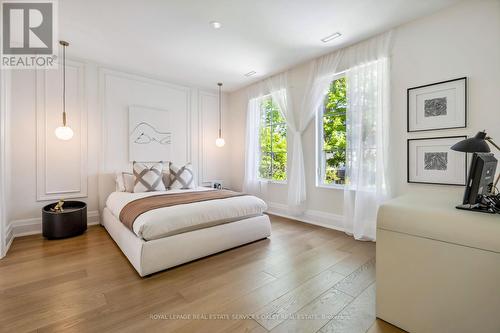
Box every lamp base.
[456,203,497,214]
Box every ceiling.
[60,0,461,91]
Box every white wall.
[3,60,231,248]
[228,0,500,225]
[0,69,9,257]
[391,0,500,195]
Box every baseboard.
[7,210,100,239]
[4,222,13,256]
[266,202,345,232]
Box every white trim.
[315,72,347,188]
[266,201,345,232]
[0,70,10,258]
[316,184,344,190]
[36,59,88,201]
[257,179,287,185]
[5,223,13,255]
[198,89,217,185]
[6,210,100,239]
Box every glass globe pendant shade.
[55,126,74,140]
[215,137,225,147]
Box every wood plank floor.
[0,214,405,333]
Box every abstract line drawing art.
[130,122,172,145]
[424,152,448,170]
[129,106,173,161]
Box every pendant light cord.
[218,82,222,138]
[62,42,66,126]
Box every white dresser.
[376,189,500,333]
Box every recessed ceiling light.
[321,32,342,43]
[210,21,222,29]
[245,71,257,77]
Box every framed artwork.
[129,105,173,162]
[407,136,467,186]
[407,77,467,132]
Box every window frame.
[257,95,288,184]
[315,72,347,190]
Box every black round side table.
[42,201,87,239]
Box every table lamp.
[451,131,500,192]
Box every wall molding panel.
[36,60,88,201]
[198,90,218,185]
[7,211,100,239]
[97,68,193,211]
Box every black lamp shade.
[451,131,491,153]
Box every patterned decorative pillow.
[169,162,195,189]
[133,162,166,192]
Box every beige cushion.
[115,172,126,192]
[377,189,500,253]
[162,164,171,189]
[115,172,135,192]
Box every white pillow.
[169,162,196,189]
[133,162,166,193]
[115,171,125,192]
[115,172,135,192]
[123,172,135,192]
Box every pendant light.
[54,40,74,141]
[215,82,225,147]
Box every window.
[317,75,347,186]
[259,97,287,182]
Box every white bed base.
[102,207,272,277]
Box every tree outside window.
[258,98,287,181]
[320,76,347,185]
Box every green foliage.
[256,77,346,184]
[322,77,347,184]
[258,99,287,181]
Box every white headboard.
[98,69,195,213]
[98,173,116,213]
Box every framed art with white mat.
[408,136,467,185]
[407,77,467,132]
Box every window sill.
[259,179,288,185]
[316,183,344,190]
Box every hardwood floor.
[0,214,405,333]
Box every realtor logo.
[1,0,58,69]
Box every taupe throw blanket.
[119,190,247,230]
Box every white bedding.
[106,187,267,241]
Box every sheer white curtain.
[243,96,263,196]
[343,58,391,241]
[243,73,297,202]
[287,50,344,213]
[265,73,304,210]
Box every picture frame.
[407,77,467,132]
[129,105,173,162]
[407,136,467,186]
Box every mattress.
[106,187,267,241]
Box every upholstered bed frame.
[98,173,272,277]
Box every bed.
[101,187,271,276]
